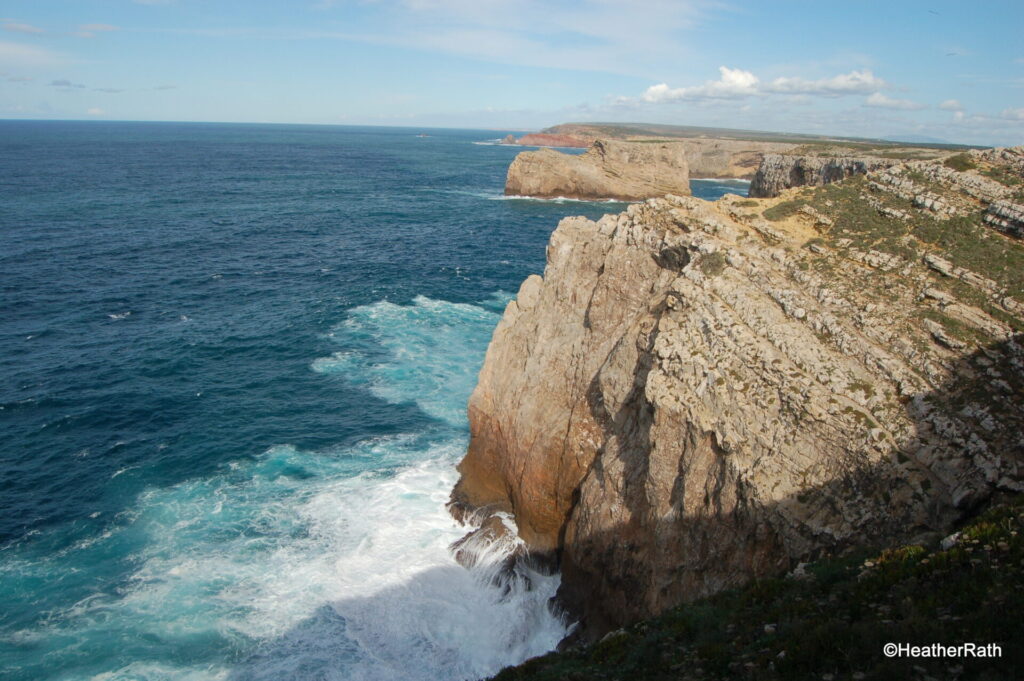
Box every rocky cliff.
[676,139,796,178]
[504,139,691,201]
[749,153,899,197]
[516,133,592,148]
[452,147,1024,639]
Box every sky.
[0,0,1022,145]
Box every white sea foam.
[71,441,565,681]
[4,295,567,680]
[311,295,500,427]
[496,194,630,204]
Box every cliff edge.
[749,153,899,197]
[504,139,691,200]
[453,147,1024,638]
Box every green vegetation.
[944,154,977,172]
[980,165,1023,189]
[492,498,1024,680]
[699,252,729,277]
[913,214,1024,300]
[921,309,986,345]
[787,176,1024,302]
[763,200,803,222]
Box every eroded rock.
[505,139,691,201]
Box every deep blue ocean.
[0,121,749,681]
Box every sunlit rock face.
[504,139,692,201]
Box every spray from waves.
[0,295,567,681]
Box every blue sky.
[1,0,1022,145]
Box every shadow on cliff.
[556,330,1024,640]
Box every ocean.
[0,121,749,681]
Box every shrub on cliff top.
[943,153,977,172]
[699,251,728,277]
[763,199,803,222]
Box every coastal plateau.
[502,122,958,184]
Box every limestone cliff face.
[749,153,898,197]
[504,139,691,201]
[677,139,795,179]
[453,150,1024,637]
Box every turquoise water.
[0,121,748,680]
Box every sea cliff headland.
[452,142,1024,651]
[501,122,961,185]
[504,139,692,201]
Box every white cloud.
[3,22,44,35]
[633,67,895,106]
[1001,107,1024,121]
[864,92,925,110]
[642,66,759,102]
[0,40,66,67]
[304,0,717,77]
[939,99,964,111]
[86,107,105,115]
[76,23,119,38]
[765,70,886,95]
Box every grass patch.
[943,153,977,172]
[763,200,803,222]
[912,212,1024,300]
[921,309,985,345]
[773,176,1024,302]
[981,165,1023,188]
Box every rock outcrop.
[750,153,898,197]
[504,139,691,201]
[452,150,1024,639]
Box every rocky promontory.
[504,139,691,201]
[452,146,1024,639]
